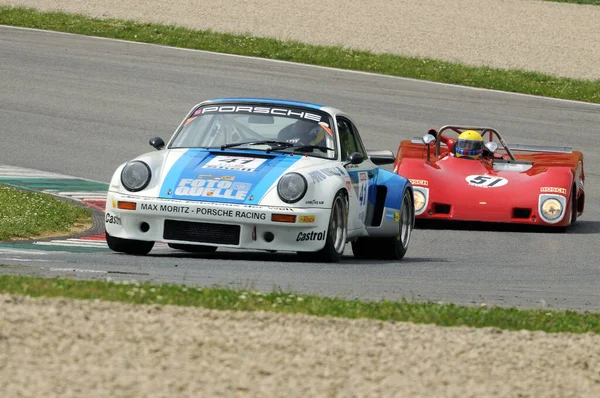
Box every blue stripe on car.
[244,155,301,204]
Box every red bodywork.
[393,127,585,228]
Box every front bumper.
[105,193,332,252]
[414,194,569,227]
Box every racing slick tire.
[168,243,218,253]
[351,189,414,260]
[297,191,348,263]
[558,188,579,233]
[106,231,154,255]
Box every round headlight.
[541,198,563,220]
[121,161,151,192]
[277,173,307,203]
[413,190,426,212]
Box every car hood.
[404,155,573,200]
[154,148,323,205]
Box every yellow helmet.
[455,130,484,159]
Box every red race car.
[393,125,585,229]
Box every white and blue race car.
[105,98,414,262]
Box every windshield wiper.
[290,144,334,153]
[220,140,295,150]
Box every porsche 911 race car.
[393,125,585,229]
[105,98,415,262]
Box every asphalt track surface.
[1,26,600,311]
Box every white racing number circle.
[466,175,508,188]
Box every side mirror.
[367,150,395,165]
[485,142,498,153]
[422,134,436,145]
[149,137,165,150]
[422,134,436,161]
[346,152,364,166]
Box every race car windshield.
[169,105,337,160]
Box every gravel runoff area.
[2,0,600,80]
[1,294,599,398]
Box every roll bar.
[433,125,516,161]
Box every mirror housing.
[367,150,395,165]
[149,137,165,150]
[422,134,436,145]
[485,142,499,153]
[346,152,364,166]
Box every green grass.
[1,6,599,104]
[0,185,91,241]
[0,274,598,333]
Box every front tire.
[297,192,348,263]
[106,231,154,255]
[168,243,218,253]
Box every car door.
[337,116,377,231]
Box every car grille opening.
[163,220,240,245]
[432,203,451,214]
[512,208,532,219]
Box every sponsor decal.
[409,179,428,186]
[385,210,400,223]
[174,178,251,200]
[139,202,266,220]
[196,174,235,181]
[298,215,316,223]
[296,230,326,241]
[202,156,266,172]
[466,175,508,188]
[357,172,368,222]
[305,199,325,205]
[308,166,346,184]
[194,105,322,122]
[105,213,122,225]
[195,208,234,217]
[141,203,191,213]
[197,208,265,220]
[540,187,567,195]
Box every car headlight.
[121,161,151,192]
[413,190,426,213]
[277,173,307,203]
[540,198,563,221]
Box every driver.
[278,119,327,146]
[454,130,484,159]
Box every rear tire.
[352,189,414,260]
[297,192,347,263]
[106,231,154,255]
[168,243,218,253]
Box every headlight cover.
[413,188,429,215]
[540,198,563,221]
[277,173,307,203]
[121,161,151,192]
